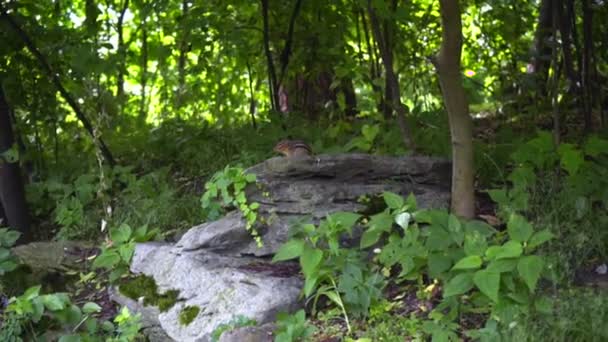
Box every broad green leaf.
[82,302,102,314]
[517,255,544,292]
[272,239,305,262]
[473,270,500,303]
[527,230,554,250]
[443,272,474,297]
[92,250,121,269]
[42,294,67,311]
[118,242,135,263]
[486,259,518,273]
[425,226,452,251]
[464,220,497,238]
[111,224,132,244]
[360,228,383,249]
[328,211,361,230]
[447,214,464,245]
[464,231,488,256]
[368,211,393,232]
[300,246,323,277]
[58,335,81,342]
[428,253,452,278]
[383,191,404,209]
[495,241,523,260]
[245,173,256,182]
[23,285,41,300]
[485,246,502,260]
[0,229,21,247]
[584,136,608,157]
[452,255,482,270]
[558,143,584,175]
[507,214,533,243]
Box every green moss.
[119,274,180,312]
[179,305,201,326]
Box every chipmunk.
[273,139,313,157]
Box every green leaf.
[464,220,497,238]
[245,173,256,182]
[0,229,21,247]
[58,335,81,342]
[486,259,518,273]
[368,211,393,232]
[82,302,102,314]
[111,224,132,244]
[464,231,488,256]
[452,255,482,270]
[447,214,464,245]
[42,294,67,311]
[272,239,305,262]
[300,246,323,277]
[495,241,523,260]
[527,230,554,250]
[428,253,452,278]
[426,225,452,251]
[360,228,383,249]
[92,250,121,269]
[303,275,319,297]
[443,272,474,297]
[473,270,500,303]
[23,285,41,300]
[383,191,404,209]
[118,242,135,263]
[507,214,533,243]
[328,211,361,230]
[558,143,584,175]
[517,255,544,292]
[584,136,608,157]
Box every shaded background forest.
[1,0,608,339]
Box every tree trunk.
[433,0,475,219]
[581,0,593,133]
[116,0,130,100]
[139,18,148,121]
[367,2,415,152]
[0,85,32,244]
[261,0,279,112]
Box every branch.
[0,8,116,166]
[277,0,303,88]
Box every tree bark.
[0,85,32,244]
[261,0,279,112]
[433,0,474,219]
[139,17,149,121]
[367,2,415,152]
[581,0,593,133]
[116,0,130,100]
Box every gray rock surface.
[110,154,451,341]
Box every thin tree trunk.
[246,61,257,129]
[433,0,474,219]
[0,85,32,244]
[139,19,148,121]
[551,0,562,146]
[581,0,593,133]
[261,0,279,111]
[367,2,415,152]
[116,0,130,100]
[177,0,190,109]
[0,8,116,166]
